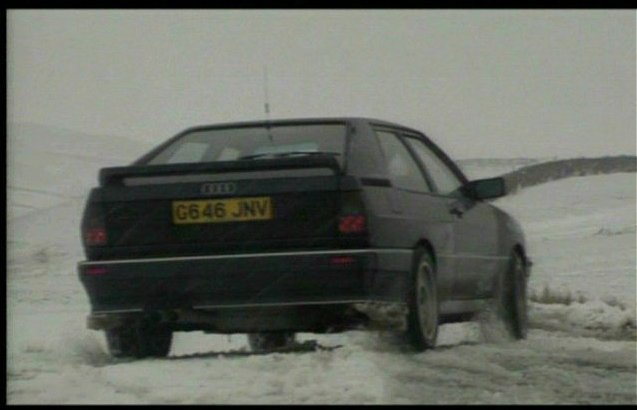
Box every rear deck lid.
[82,122,367,259]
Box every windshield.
[146,123,348,166]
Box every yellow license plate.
[172,197,273,224]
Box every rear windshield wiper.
[238,151,341,161]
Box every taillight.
[330,255,356,265]
[339,191,367,235]
[338,214,366,234]
[85,227,108,246]
[84,266,108,276]
[82,199,107,247]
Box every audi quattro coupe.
[78,118,530,358]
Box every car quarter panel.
[346,121,457,302]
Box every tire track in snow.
[358,326,636,404]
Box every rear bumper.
[78,248,413,331]
[86,302,410,334]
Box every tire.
[105,326,138,358]
[106,322,173,359]
[405,250,439,351]
[247,332,296,353]
[496,250,528,340]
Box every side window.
[375,130,430,193]
[404,137,463,195]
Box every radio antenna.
[263,66,273,142]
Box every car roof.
[179,117,425,136]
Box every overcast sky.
[7,10,636,159]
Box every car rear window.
[146,123,348,166]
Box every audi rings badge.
[200,182,237,196]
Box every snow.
[7,123,150,219]
[494,173,636,314]
[457,157,546,180]
[6,125,637,404]
[530,301,635,340]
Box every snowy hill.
[7,123,151,220]
[456,157,547,180]
[7,123,153,263]
[495,174,636,317]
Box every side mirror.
[463,177,506,200]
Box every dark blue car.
[78,118,530,358]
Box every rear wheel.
[405,250,439,351]
[105,322,173,359]
[247,332,296,353]
[496,251,528,339]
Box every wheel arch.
[414,239,437,272]
[512,243,529,267]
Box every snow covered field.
[7,126,636,404]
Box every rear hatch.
[82,156,367,260]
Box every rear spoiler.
[99,155,342,186]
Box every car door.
[401,134,501,300]
[373,128,456,302]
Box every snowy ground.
[6,125,636,404]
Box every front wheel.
[247,332,296,353]
[405,250,439,351]
[496,251,529,339]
